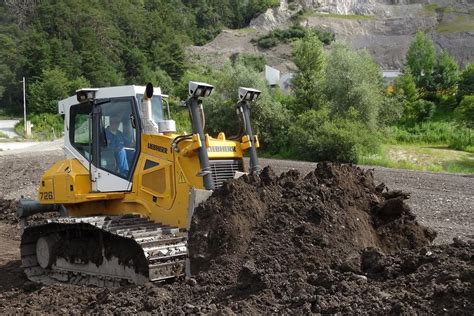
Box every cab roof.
[58,85,163,114]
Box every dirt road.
[0,120,19,138]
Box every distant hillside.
[0,0,279,113]
[191,0,474,72]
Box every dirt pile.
[189,163,436,278]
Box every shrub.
[379,95,404,126]
[455,95,474,128]
[15,113,64,140]
[256,36,279,48]
[402,99,436,124]
[289,109,381,163]
[234,53,266,72]
[256,25,335,49]
[312,28,335,45]
[412,99,436,122]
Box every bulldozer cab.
[60,86,166,192]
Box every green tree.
[152,68,174,94]
[197,63,290,152]
[29,68,90,113]
[458,64,474,100]
[152,41,187,81]
[288,109,380,163]
[393,69,419,102]
[433,50,460,95]
[292,33,325,113]
[455,95,474,128]
[324,43,383,130]
[402,99,436,124]
[0,34,20,108]
[406,32,436,93]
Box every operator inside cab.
[101,109,136,178]
[105,115,130,176]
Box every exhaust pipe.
[17,198,65,218]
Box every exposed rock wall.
[191,0,473,70]
[250,0,474,68]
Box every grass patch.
[0,131,8,138]
[308,12,375,21]
[389,122,473,153]
[359,144,474,174]
[436,15,474,33]
[421,4,451,14]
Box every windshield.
[136,94,164,124]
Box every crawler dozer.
[18,82,261,286]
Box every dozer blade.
[20,215,187,286]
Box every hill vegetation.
[0,1,472,172]
[0,0,279,114]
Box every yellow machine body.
[20,83,262,285]
[38,131,257,229]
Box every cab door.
[91,97,140,192]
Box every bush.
[312,28,335,45]
[449,128,473,152]
[176,63,290,153]
[234,53,266,72]
[455,95,474,128]
[289,109,381,163]
[256,25,335,49]
[411,99,436,122]
[379,95,404,126]
[206,64,290,153]
[256,36,279,48]
[15,113,64,140]
[402,99,436,124]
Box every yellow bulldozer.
[17,82,261,286]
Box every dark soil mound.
[189,163,436,280]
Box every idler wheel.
[36,236,57,269]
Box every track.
[20,215,187,286]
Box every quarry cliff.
[191,0,474,71]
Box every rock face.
[192,0,474,70]
[298,0,474,67]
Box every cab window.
[69,102,92,160]
[98,98,138,179]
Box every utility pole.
[22,76,26,135]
